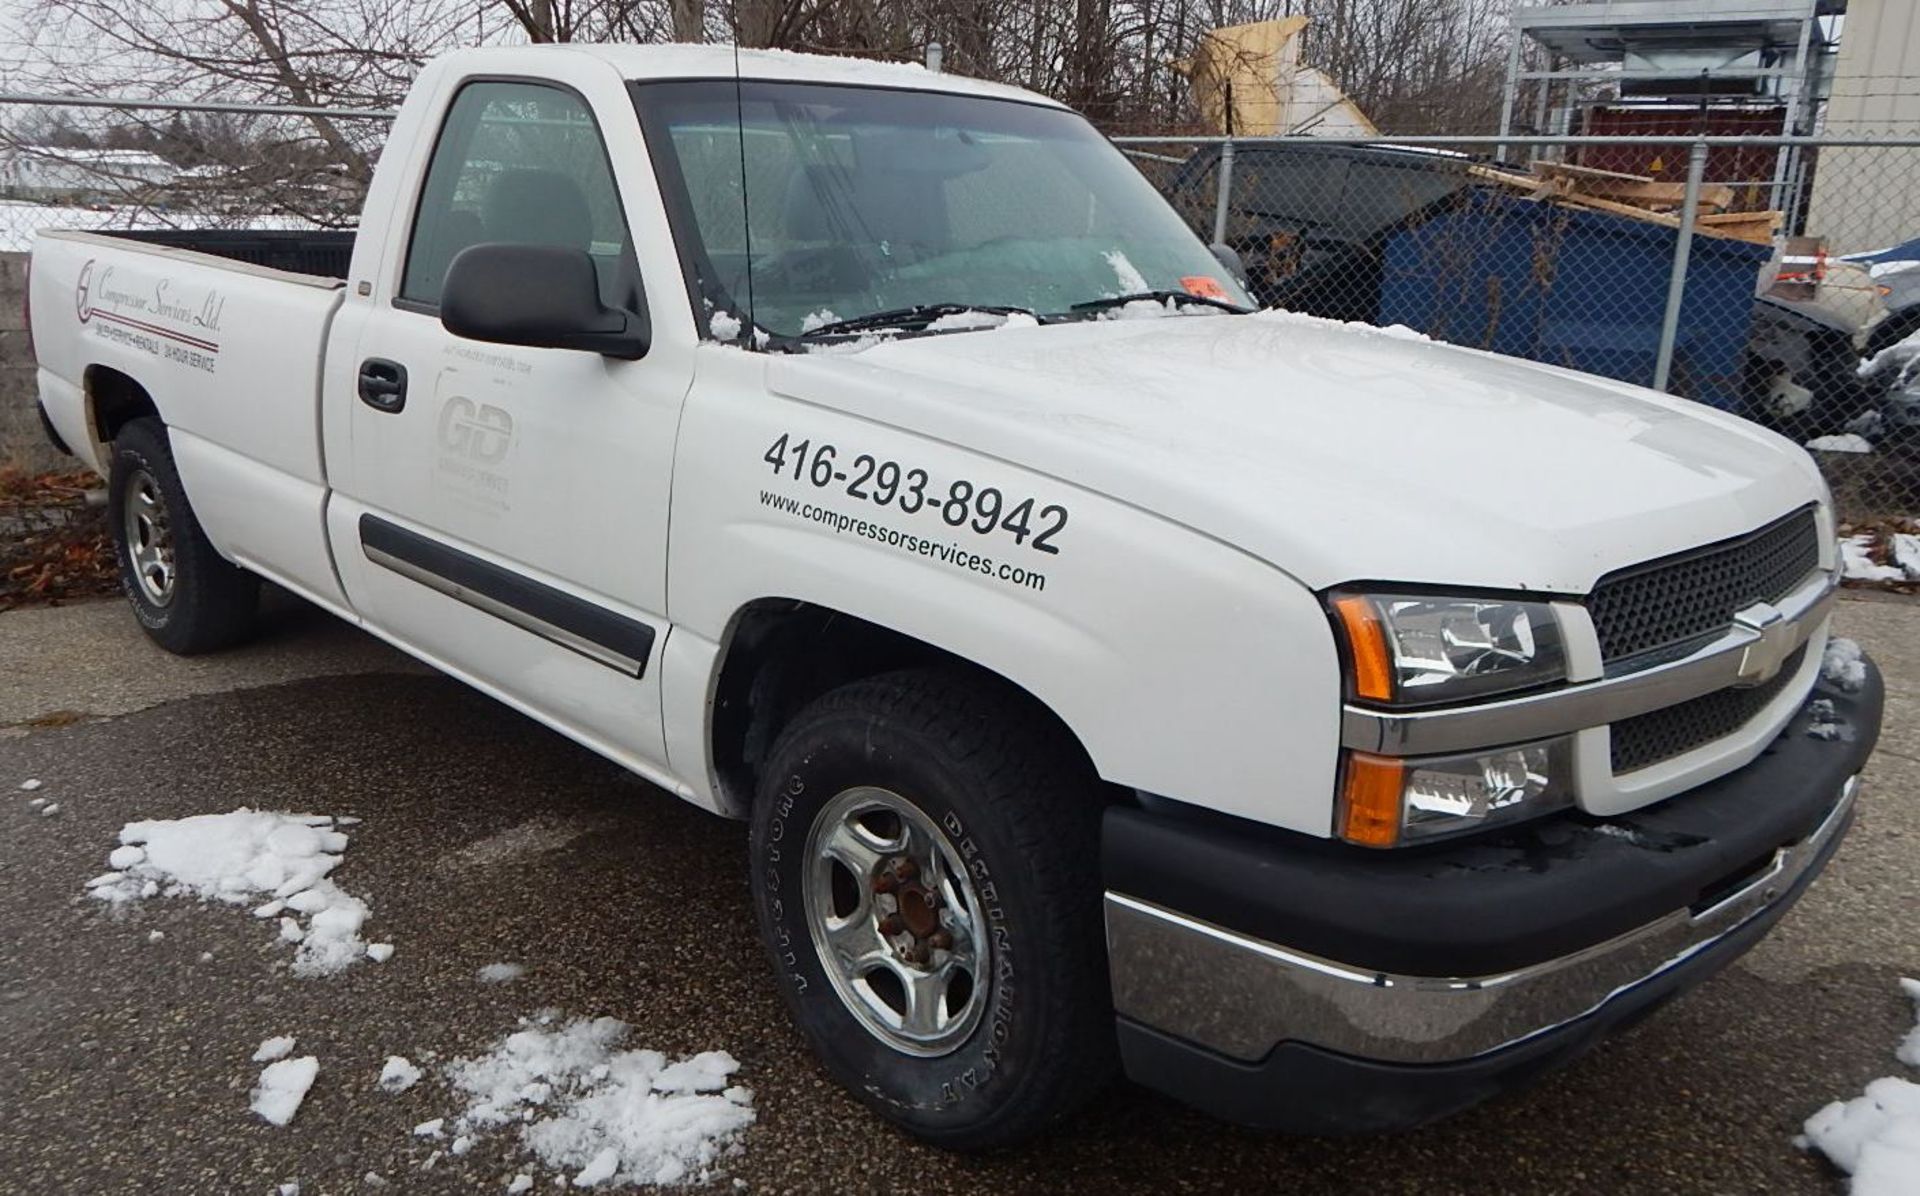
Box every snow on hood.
[765,310,1827,594]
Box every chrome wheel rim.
[802,786,991,1057]
[122,469,175,606]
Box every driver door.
[326,77,691,771]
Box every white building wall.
[1806,0,1920,253]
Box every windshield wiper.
[798,303,1039,338]
[1068,290,1252,316]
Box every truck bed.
[103,229,356,281]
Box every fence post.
[1653,140,1710,394]
[1211,139,1236,246]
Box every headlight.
[1339,738,1573,848]
[1330,591,1567,706]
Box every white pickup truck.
[26,44,1883,1149]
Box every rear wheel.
[107,418,258,654]
[749,669,1113,1150]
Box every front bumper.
[1104,654,1882,1133]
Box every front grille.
[1587,507,1820,665]
[1609,645,1807,774]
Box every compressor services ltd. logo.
[75,258,94,323]
[71,257,223,373]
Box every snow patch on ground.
[441,816,593,873]
[1842,534,1908,583]
[19,778,42,791]
[443,1013,755,1188]
[251,1056,319,1127]
[83,810,374,976]
[1894,535,1920,581]
[1808,433,1876,454]
[253,1035,297,1062]
[478,962,526,984]
[1800,978,1920,1195]
[379,1056,422,1093]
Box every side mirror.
[441,243,649,360]
[1210,242,1249,286]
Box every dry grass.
[0,468,120,612]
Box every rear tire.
[749,668,1114,1151]
[107,418,258,655]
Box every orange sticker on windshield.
[1181,275,1229,300]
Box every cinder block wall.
[0,251,73,475]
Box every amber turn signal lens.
[1340,752,1405,848]
[1332,594,1394,702]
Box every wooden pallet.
[1465,160,1778,244]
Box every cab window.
[400,80,635,310]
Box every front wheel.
[750,670,1113,1150]
[107,418,259,654]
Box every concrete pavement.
[0,592,1914,1194]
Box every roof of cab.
[441,43,1066,108]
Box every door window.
[400,80,635,310]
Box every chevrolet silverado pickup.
[26,44,1883,1149]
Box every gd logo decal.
[437,396,513,464]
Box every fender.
[667,349,1344,835]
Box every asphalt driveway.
[1,592,1915,1195]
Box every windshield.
[631,79,1251,340]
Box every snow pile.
[1096,297,1227,322]
[251,1056,320,1127]
[1800,979,1920,1195]
[83,810,374,976]
[1251,306,1429,342]
[926,309,1012,332]
[253,1036,297,1063]
[1824,638,1870,694]
[1808,434,1876,454]
[19,778,42,791]
[709,311,742,342]
[799,308,841,333]
[1806,698,1848,741]
[802,333,887,356]
[1842,534,1909,584]
[444,1014,755,1188]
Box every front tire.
[750,669,1114,1150]
[107,418,258,655]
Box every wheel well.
[85,366,159,446]
[709,600,1097,813]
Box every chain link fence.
[1121,133,1920,547]
[0,93,392,253]
[5,94,1920,558]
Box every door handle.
[357,358,408,413]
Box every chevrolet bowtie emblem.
[1733,602,1793,687]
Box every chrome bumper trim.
[1341,570,1837,756]
[1104,775,1856,1065]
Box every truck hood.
[765,311,1828,593]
